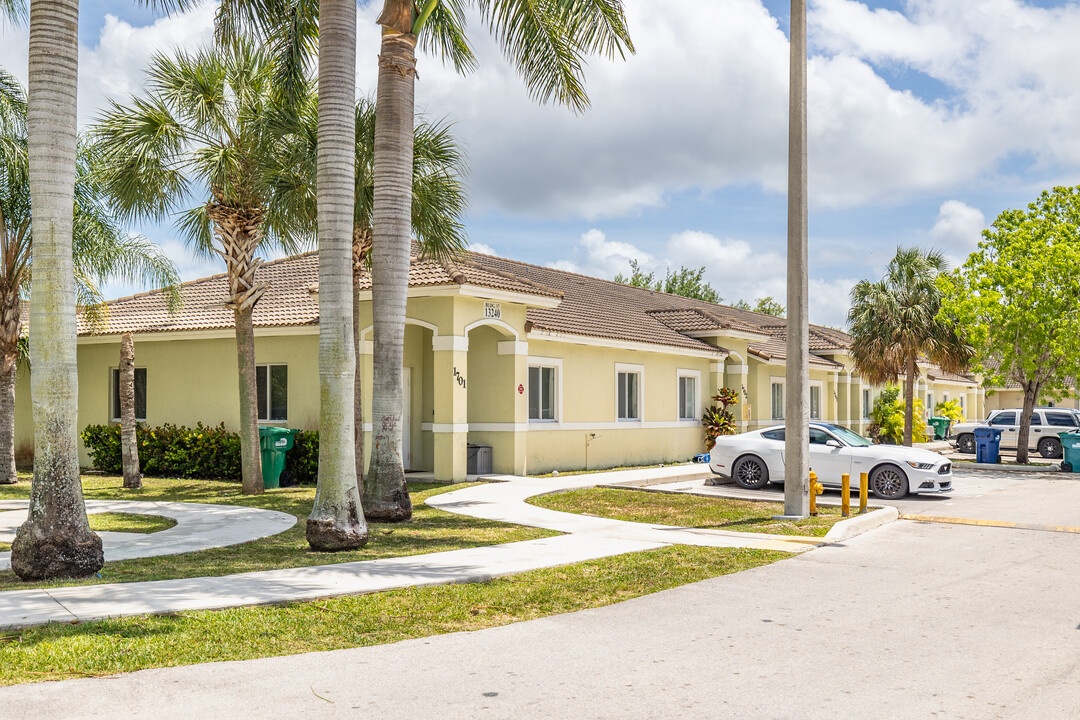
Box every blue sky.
[3,0,1079,327]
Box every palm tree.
[273,96,466,518]
[366,0,634,520]
[92,41,312,495]
[848,247,973,447]
[0,72,181,487]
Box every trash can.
[259,426,299,489]
[929,416,951,441]
[1058,431,1080,472]
[973,427,1002,464]
[466,444,492,475]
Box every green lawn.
[530,487,843,537]
[0,544,785,686]
[88,512,177,534]
[0,476,553,591]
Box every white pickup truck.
[952,408,1080,458]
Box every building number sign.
[454,367,466,389]
[484,302,502,319]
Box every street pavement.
[0,466,1077,718]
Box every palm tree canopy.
[91,39,313,261]
[847,246,972,385]
[218,0,634,113]
[0,70,180,328]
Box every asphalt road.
[2,468,1077,719]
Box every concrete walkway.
[0,465,890,629]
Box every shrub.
[867,385,928,444]
[284,430,319,485]
[934,399,965,424]
[702,388,739,451]
[81,422,242,480]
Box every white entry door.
[402,366,412,470]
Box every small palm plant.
[934,399,965,424]
[92,40,312,495]
[702,388,740,451]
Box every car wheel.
[956,433,975,454]
[733,455,770,490]
[1038,437,1062,459]
[870,464,909,500]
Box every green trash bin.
[929,416,951,441]
[1058,431,1080,473]
[259,426,298,489]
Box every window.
[771,382,784,420]
[677,372,699,421]
[810,386,821,419]
[809,427,832,445]
[926,393,934,412]
[862,389,871,418]
[762,428,785,441]
[111,368,147,422]
[989,411,1016,427]
[617,365,643,421]
[256,364,288,422]
[1046,411,1076,427]
[529,365,557,421]
[959,395,965,412]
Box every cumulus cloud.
[929,200,986,268]
[546,229,653,277]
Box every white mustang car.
[709,422,953,500]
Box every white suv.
[952,408,1080,458]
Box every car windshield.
[825,425,872,447]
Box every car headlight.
[906,461,935,470]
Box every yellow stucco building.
[13,250,987,480]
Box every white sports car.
[709,422,953,500]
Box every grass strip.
[0,544,785,686]
[0,477,553,591]
[87,513,177,534]
[530,487,842,537]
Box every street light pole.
[783,0,810,519]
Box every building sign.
[484,302,502,319]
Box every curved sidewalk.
[0,466,888,629]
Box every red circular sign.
[517,384,525,395]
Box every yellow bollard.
[809,471,823,516]
[841,473,850,517]
[859,472,868,514]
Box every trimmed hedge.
[81,423,320,483]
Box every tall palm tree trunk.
[0,291,21,485]
[119,333,141,489]
[307,0,368,550]
[366,6,416,523]
[234,306,262,494]
[903,356,917,447]
[12,0,104,580]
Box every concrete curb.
[951,461,1060,473]
[824,506,899,542]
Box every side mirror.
[825,439,842,449]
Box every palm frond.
[418,0,478,74]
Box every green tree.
[92,41,312,496]
[613,258,656,289]
[0,72,180,489]
[940,187,1080,463]
[615,261,721,303]
[733,297,785,316]
[848,247,972,447]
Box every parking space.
[650,466,1080,531]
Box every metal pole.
[783,0,810,519]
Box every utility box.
[467,444,492,475]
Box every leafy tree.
[868,386,928,444]
[92,41,311,496]
[615,261,722,303]
[733,296,785,316]
[848,247,972,446]
[940,186,1080,463]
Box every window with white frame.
[616,364,643,421]
[926,392,934,411]
[528,364,557,421]
[256,364,288,422]
[810,385,821,419]
[677,371,699,421]
[959,395,966,412]
[110,367,147,422]
[862,388,871,418]
[771,381,784,420]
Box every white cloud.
[546,229,654,277]
[469,242,497,256]
[929,200,986,268]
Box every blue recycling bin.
[973,427,1002,464]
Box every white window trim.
[615,362,645,422]
[770,376,785,420]
[256,363,289,424]
[676,368,702,422]
[809,379,823,420]
[527,355,563,423]
[110,366,147,423]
